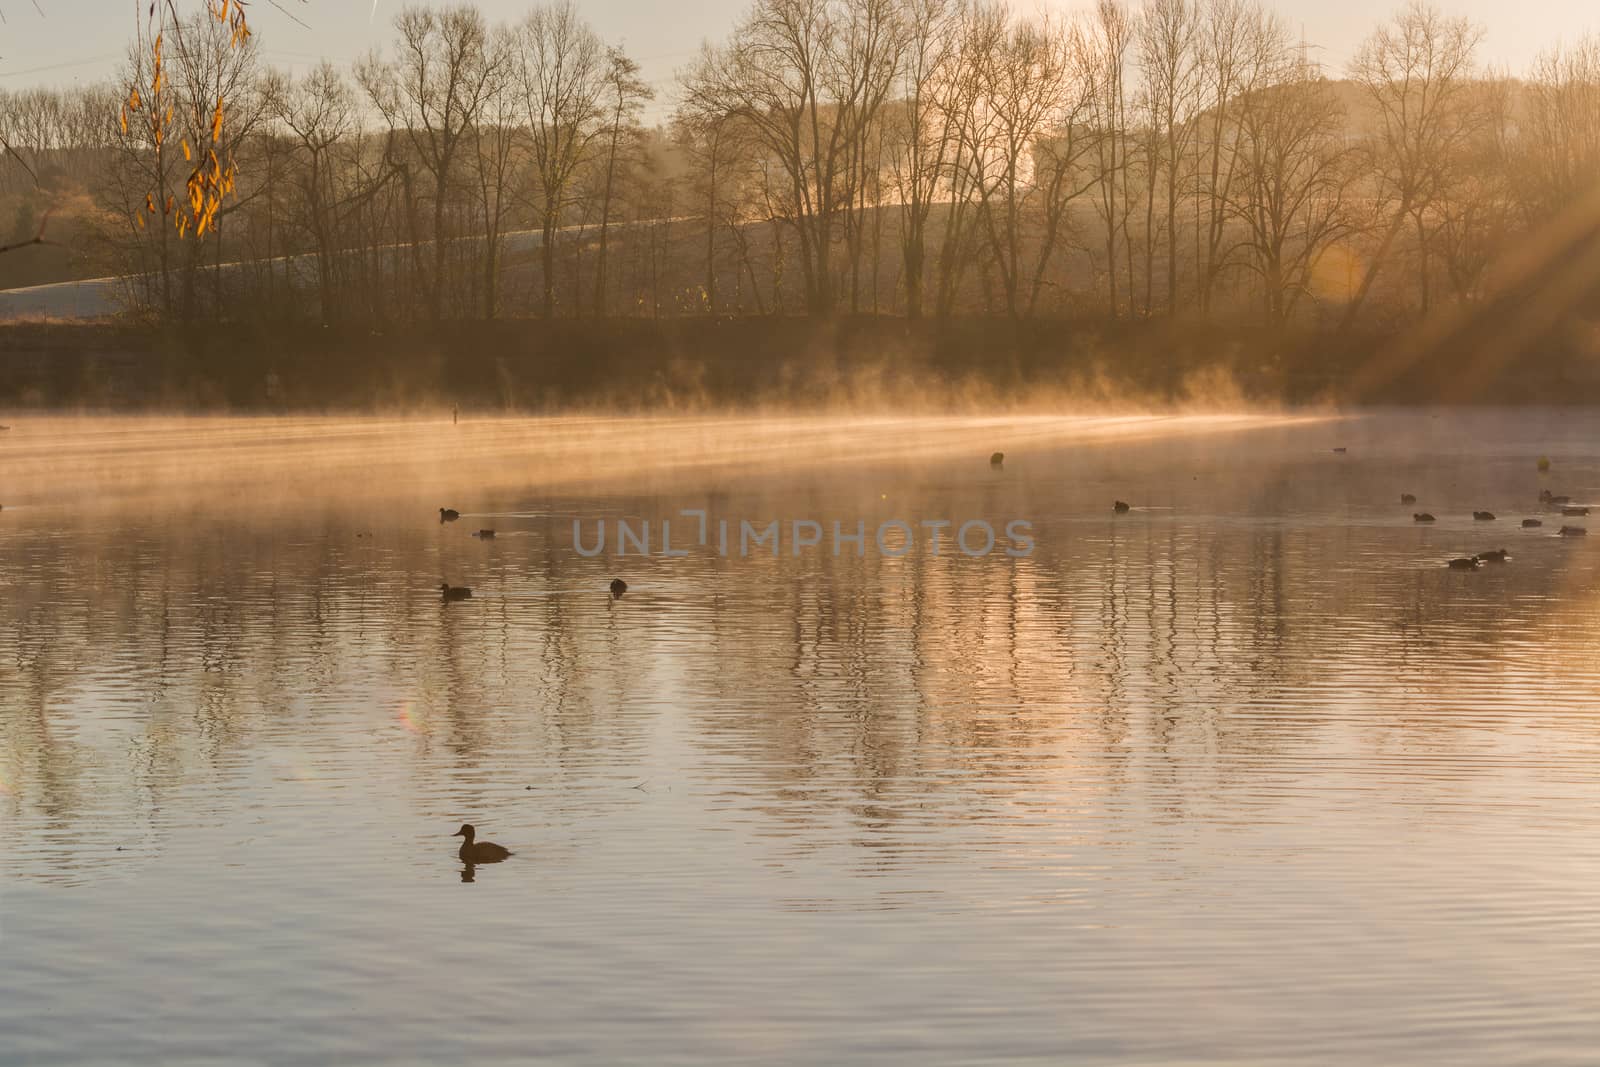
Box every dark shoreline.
[2,316,1597,410]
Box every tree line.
[2,0,1599,328]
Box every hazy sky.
[2,0,1595,123]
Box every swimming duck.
[1400,493,1417,504]
[1562,506,1589,516]
[1475,548,1510,563]
[1540,491,1571,505]
[1522,518,1543,528]
[1560,526,1588,537]
[1113,501,1131,513]
[1413,513,1436,523]
[474,529,496,539]
[990,452,1004,467]
[1473,511,1495,521]
[452,824,511,863]
[610,578,627,599]
[440,582,472,601]
[439,508,460,522]
[1447,557,1480,570]
[1332,447,1348,454]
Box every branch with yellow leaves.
[120,0,252,240]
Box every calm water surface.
[3,411,1599,1065]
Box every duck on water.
[452,824,512,863]
[440,583,472,601]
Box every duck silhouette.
[1447,557,1480,570]
[1522,518,1543,528]
[452,824,511,863]
[1473,511,1495,521]
[1560,526,1588,537]
[1332,447,1348,454]
[610,578,628,599]
[440,582,472,601]
[990,451,1004,467]
[1113,501,1131,513]
[1475,548,1509,563]
[1413,513,1436,523]
[1562,506,1589,516]
[1540,491,1571,505]
[474,529,496,539]
[439,508,460,523]
[1400,493,1417,504]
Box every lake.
[3,410,1599,1065]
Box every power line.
[0,54,120,80]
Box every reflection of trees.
[6,457,1600,887]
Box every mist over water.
[4,409,1600,1064]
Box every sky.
[2,0,1596,124]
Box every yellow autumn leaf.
[182,139,191,161]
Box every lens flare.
[395,700,423,735]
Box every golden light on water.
[0,412,1337,510]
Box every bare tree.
[1228,53,1358,318]
[961,7,1072,321]
[883,0,960,318]
[1085,0,1135,317]
[1192,0,1278,313]
[1027,21,1099,317]
[593,47,653,317]
[359,4,495,320]
[833,0,906,312]
[517,0,607,318]
[1342,0,1483,324]
[683,0,900,315]
[1139,0,1200,313]
[1521,35,1600,223]
[271,62,357,321]
[470,26,520,319]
